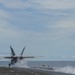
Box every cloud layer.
[0,0,75,60]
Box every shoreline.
[0,67,74,75]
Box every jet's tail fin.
[10,46,15,56]
[21,46,26,56]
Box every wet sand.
[0,67,38,75]
[0,67,74,75]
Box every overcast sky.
[0,0,75,61]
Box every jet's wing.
[4,57,15,59]
[0,56,13,59]
[20,56,35,58]
[0,56,42,59]
[0,56,35,59]
[0,56,18,59]
[20,56,43,59]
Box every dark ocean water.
[0,61,75,74]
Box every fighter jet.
[3,46,35,67]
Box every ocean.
[0,61,75,74]
[28,61,75,74]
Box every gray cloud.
[0,0,75,60]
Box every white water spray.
[54,66,75,74]
[15,59,29,68]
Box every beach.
[0,67,38,75]
[0,67,74,75]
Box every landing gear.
[8,62,14,67]
[9,63,11,67]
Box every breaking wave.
[54,66,75,74]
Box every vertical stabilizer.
[21,46,26,56]
[10,45,15,56]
